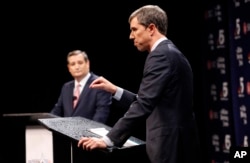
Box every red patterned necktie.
[73,84,81,108]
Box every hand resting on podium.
[77,128,138,151]
[78,137,107,151]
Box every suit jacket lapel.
[69,82,75,111]
[76,74,93,108]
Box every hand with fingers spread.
[77,137,107,151]
[89,76,117,95]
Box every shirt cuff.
[113,87,123,100]
[102,135,114,147]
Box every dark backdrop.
[2,1,203,113]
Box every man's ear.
[147,23,156,35]
[87,61,90,68]
[67,64,71,72]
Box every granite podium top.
[38,116,145,149]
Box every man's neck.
[150,35,167,52]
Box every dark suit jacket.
[50,72,112,124]
[107,40,200,163]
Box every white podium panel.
[25,125,53,163]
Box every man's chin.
[136,47,146,52]
[73,74,84,79]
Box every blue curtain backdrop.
[203,0,250,162]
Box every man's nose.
[129,34,134,39]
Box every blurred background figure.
[50,50,112,124]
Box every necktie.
[73,84,81,108]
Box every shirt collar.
[151,37,168,52]
[75,72,91,87]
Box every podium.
[38,116,149,163]
[2,112,58,163]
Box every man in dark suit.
[77,5,200,163]
[50,50,112,124]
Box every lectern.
[38,116,150,163]
[2,112,58,163]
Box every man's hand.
[89,76,117,94]
[77,137,107,151]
